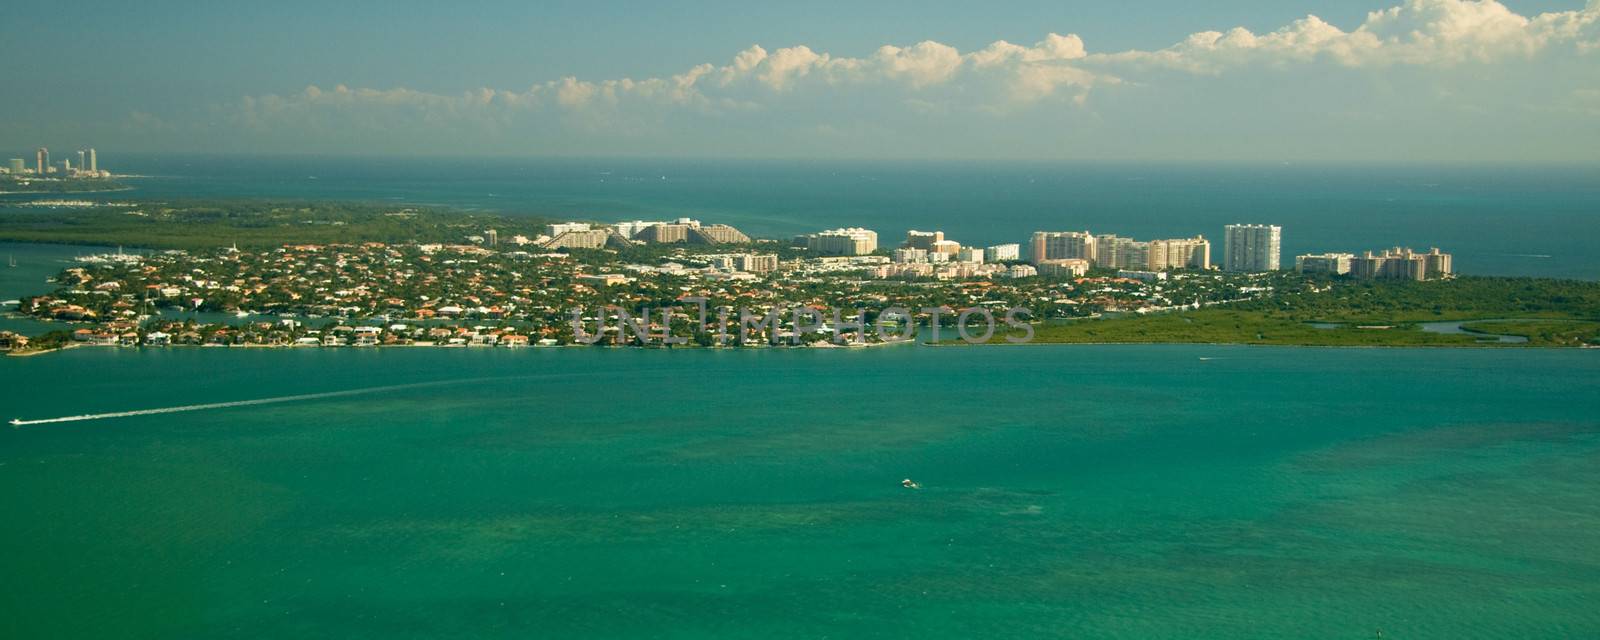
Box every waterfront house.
[0,331,26,350]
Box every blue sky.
[3,0,1597,161]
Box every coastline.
[10,337,1595,357]
[0,187,135,196]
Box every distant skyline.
[3,0,1598,162]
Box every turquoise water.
[3,346,1598,638]
[4,157,1597,278]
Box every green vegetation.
[1460,319,1600,347]
[1007,277,1600,347]
[0,200,552,251]
[1234,276,1600,322]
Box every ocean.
[3,156,1598,279]
[2,346,1598,638]
[3,158,1600,637]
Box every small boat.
[901,478,921,489]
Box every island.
[3,199,1597,355]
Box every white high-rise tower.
[1223,224,1281,272]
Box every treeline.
[0,199,556,251]
[1236,276,1600,322]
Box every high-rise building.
[636,223,691,244]
[87,148,97,173]
[903,230,944,251]
[1348,247,1452,280]
[689,224,751,245]
[545,222,592,237]
[484,229,498,247]
[542,229,612,250]
[612,220,660,239]
[1030,231,1095,264]
[1223,224,1282,272]
[1146,236,1212,270]
[957,247,985,263]
[1295,252,1355,275]
[986,244,1021,262]
[7,159,24,174]
[929,240,961,256]
[77,150,86,172]
[1093,235,1149,270]
[804,228,878,255]
[36,148,48,175]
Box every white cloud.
[1093,0,1599,72]
[196,0,1597,158]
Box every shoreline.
[0,186,136,196]
[10,339,1596,357]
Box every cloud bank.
[167,0,1600,160]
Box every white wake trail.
[10,379,485,427]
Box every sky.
[2,0,1597,162]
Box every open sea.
[2,346,1598,638]
[3,156,1598,279]
[3,158,1600,637]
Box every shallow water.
[2,346,1598,638]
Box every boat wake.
[9,379,491,427]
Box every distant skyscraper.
[7,159,23,174]
[485,229,498,247]
[1224,224,1282,272]
[36,148,48,175]
[87,148,97,173]
[77,150,86,172]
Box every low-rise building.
[893,248,929,264]
[1117,270,1168,283]
[1007,264,1039,278]
[1038,259,1091,278]
[578,274,632,286]
[734,254,778,274]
